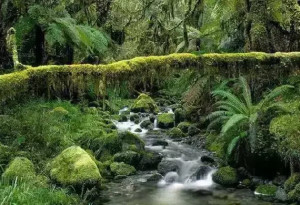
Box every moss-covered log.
[1,52,300,107]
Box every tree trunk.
[96,0,113,26]
[245,0,300,52]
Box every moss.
[242,179,252,187]
[119,131,145,151]
[284,173,300,192]
[131,93,159,113]
[255,184,278,197]
[177,122,191,133]
[168,127,186,139]
[113,151,141,167]
[110,162,136,176]
[49,146,101,186]
[2,157,36,181]
[206,133,226,158]
[1,52,300,106]
[157,113,175,129]
[212,166,238,187]
[288,183,300,202]
[50,107,69,116]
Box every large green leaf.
[221,114,248,136]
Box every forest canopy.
[2,0,300,70]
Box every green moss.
[242,179,252,187]
[50,107,69,116]
[110,162,136,176]
[119,131,145,151]
[131,93,159,113]
[177,122,191,133]
[168,127,186,139]
[212,166,238,187]
[2,157,36,181]
[49,146,101,186]
[284,173,300,192]
[270,112,300,165]
[255,184,278,197]
[1,52,300,106]
[288,182,300,202]
[113,151,141,167]
[206,133,226,158]
[157,113,175,129]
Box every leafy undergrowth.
[0,99,115,172]
[0,179,79,205]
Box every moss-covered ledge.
[1,52,300,106]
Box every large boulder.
[174,108,186,123]
[255,184,278,201]
[110,162,136,176]
[158,160,179,175]
[139,151,163,171]
[140,120,153,129]
[2,157,36,181]
[168,127,186,139]
[131,94,159,113]
[177,122,191,133]
[212,166,238,187]
[119,131,145,151]
[157,113,175,129]
[113,151,141,167]
[49,146,101,186]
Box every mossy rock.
[119,131,145,151]
[212,166,238,187]
[2,157,36,181]
[168,127,186,139]
[131,94,159,113]
[174,108,186,123]
[50,107,69,116]
[138,151,163,171]
[287,183,300,202]
[113,151,141,167]
[284,173,300,192]
[157,113,175,129]
[49,146,101,186]
[177,122,191,133]
[110,162,136,176]
[255,184,278,199]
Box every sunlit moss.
[1,52,300,106]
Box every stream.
[100,108,284,205]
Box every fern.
[207,76,293,156]
[221,114,248,136]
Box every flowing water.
[102,108,284,205]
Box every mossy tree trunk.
[245,0,300,52]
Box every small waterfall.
[112,107,216,200]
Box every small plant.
[207,76,293,157]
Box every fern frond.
[215,100,245,114]
[212,90,249,115]
[226,135,242,157]
[221,114,248,136]
[259,85,294,109]
[207,116,229,131]
[206,110,233,121]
